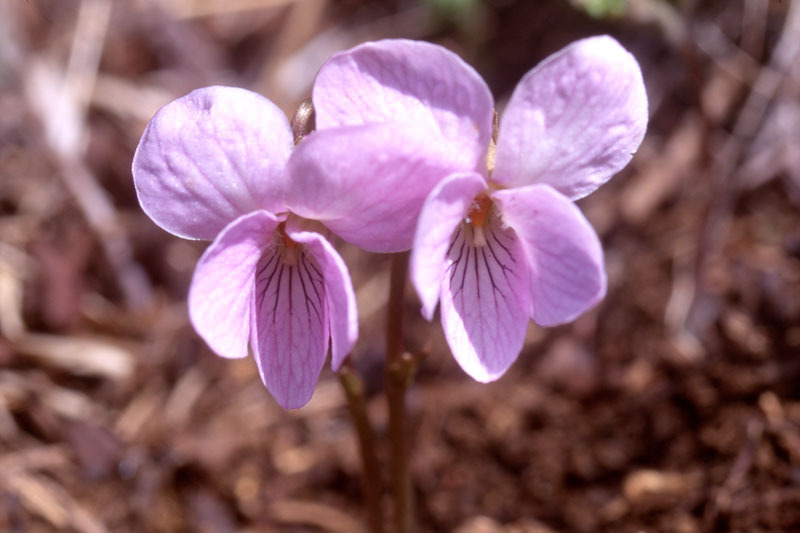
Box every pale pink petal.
[410,172,487,320]
[286,123,465,252]
[286,219,357,371]
[313,39,494,173]
[133,86,293,240]
[439,211,531,382]
[251,234,330,409]
[492,185,606,326]
[493,36,648,199]
[188,210,280,360]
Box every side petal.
[286,220,358,371]
[492,185,606,326]
[252,236,330,409]
[410,172,487,320]
[493,36,648,199]
[439,213,531,382]
[188,210,280,359]
[286,123,466,252]
[313,39,494,172]
[132,86,293,240]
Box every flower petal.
[286,123,465,252]
[251,234,331,409]
[188,210,280,360]
[313,39,494,172]
[410,172,487,320]
[286,220,358,371]
[493,36,648,199]
[439,213,531,382]
[132,86,293,240]
[492,185,606,326]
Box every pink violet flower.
[310,36,648,381]
[132,86,363,408]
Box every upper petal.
[439,211,532,382]
[410,172,487,320]
[286,220,358,371]
[313,39,494,173]
[286,123,466,252]
[251,235,330,409]
[188,210,280,359]
[132,86,293,240]
[492,185,606,326]
[493,36,648,199]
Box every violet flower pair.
[132,36,647,408]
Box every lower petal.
[252,241,330,409]
[492,185,606,327]
[287,221,358,371]
[410,172,488,321]
[188,211,280,360]
[440,214,531,382]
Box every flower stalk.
[338,363,384,533]
[385,252,415,533]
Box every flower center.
[279,222,299,266]
[466,195,492,246]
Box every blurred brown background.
[1,0,800,531]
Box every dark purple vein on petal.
[490,228,515,262]
[257,248,279,280]
[297,254,322,322]
[446,236,466,278]
[480,247,500,313]
[272,263,286,319]
[288,266,294,315]
[304,255,323,279]
[458,246,471,298]
[473,244,480,300]
[446,227,463,257]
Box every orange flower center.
[466,195,492,246]
[279,222,298,265]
